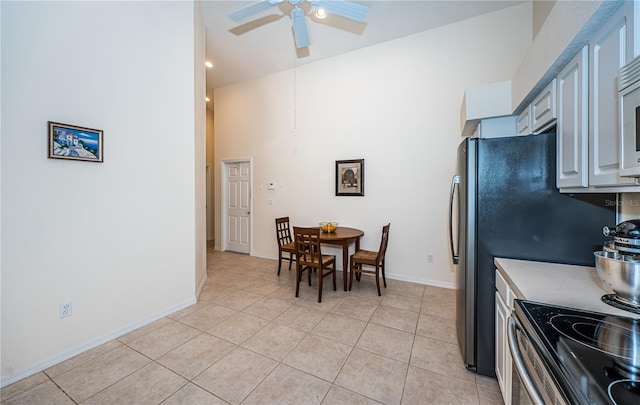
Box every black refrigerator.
[449,132,616,377]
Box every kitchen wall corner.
[618,192,640,222]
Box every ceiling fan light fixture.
[309,0,368,22]
[315,7,327,19]
[227,0,369,49]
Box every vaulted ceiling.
[202,0,526,95]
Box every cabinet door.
[589,1,636,187]
[495,291,512,405]
[532,79,557,133]
[557,46,589,189]
[517,105,531,136]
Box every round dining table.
[318,226,364,291]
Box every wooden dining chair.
[293,226,336,303]
[275,217,296,276]
[349,223,390,296]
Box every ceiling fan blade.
[309,0,368,23]
[291,7,310,48]
[227,0,284,22]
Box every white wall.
[214,3,533,287]
[532,0,556,39]
[194,1,208,298]
[206,109,215,241]
[1,1,198,384]
[618,192,640,222]
[512,0,614,111]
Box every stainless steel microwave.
[620,54,640,177]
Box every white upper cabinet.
[531,79,557,133]
[516,79,557,136]
[516,105,531,136]
[557,1,640,192]
[589,1,636,187]
[557,46,589,189]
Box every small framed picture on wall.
[48,121,104,163]
[336,159,364,196]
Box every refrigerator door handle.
[449,175,460,265]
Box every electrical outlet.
[427,254,434,263]
[59,301,72,318]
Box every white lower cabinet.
[495,270,513,405]
[495,291,511,404]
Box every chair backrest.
[377,223,391,262]
[275,217,293,247]
[293,226,323,267]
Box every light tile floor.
[1,251,504,405]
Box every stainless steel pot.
[594,251,640,306]
[596,315,640,376]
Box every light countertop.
[494,257,640,319]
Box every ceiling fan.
[227,0,369,49]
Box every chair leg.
[288,253,293,270]
[381,259,387,288]
[332,262,336,291]
[308,265,312,286]
[318,266,323,303]
[375,264,381,296]
[278,253,283,276]
[349,261,354,291]
[295,264,301,298]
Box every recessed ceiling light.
[205,61,214,68]
[205,96,210,102]
[315,7,327,19]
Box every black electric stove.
[514,300,640,404]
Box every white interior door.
[226,161,251,254]
[206,165,212,241]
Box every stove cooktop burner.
[602,294,640,315]
[608,379,640,405]
[519,300,640,405]
[550,314,638,361]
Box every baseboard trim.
[385,273,455,289]
[0,297,197,388]
[219,251,455,290]
[196,273,207,298]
